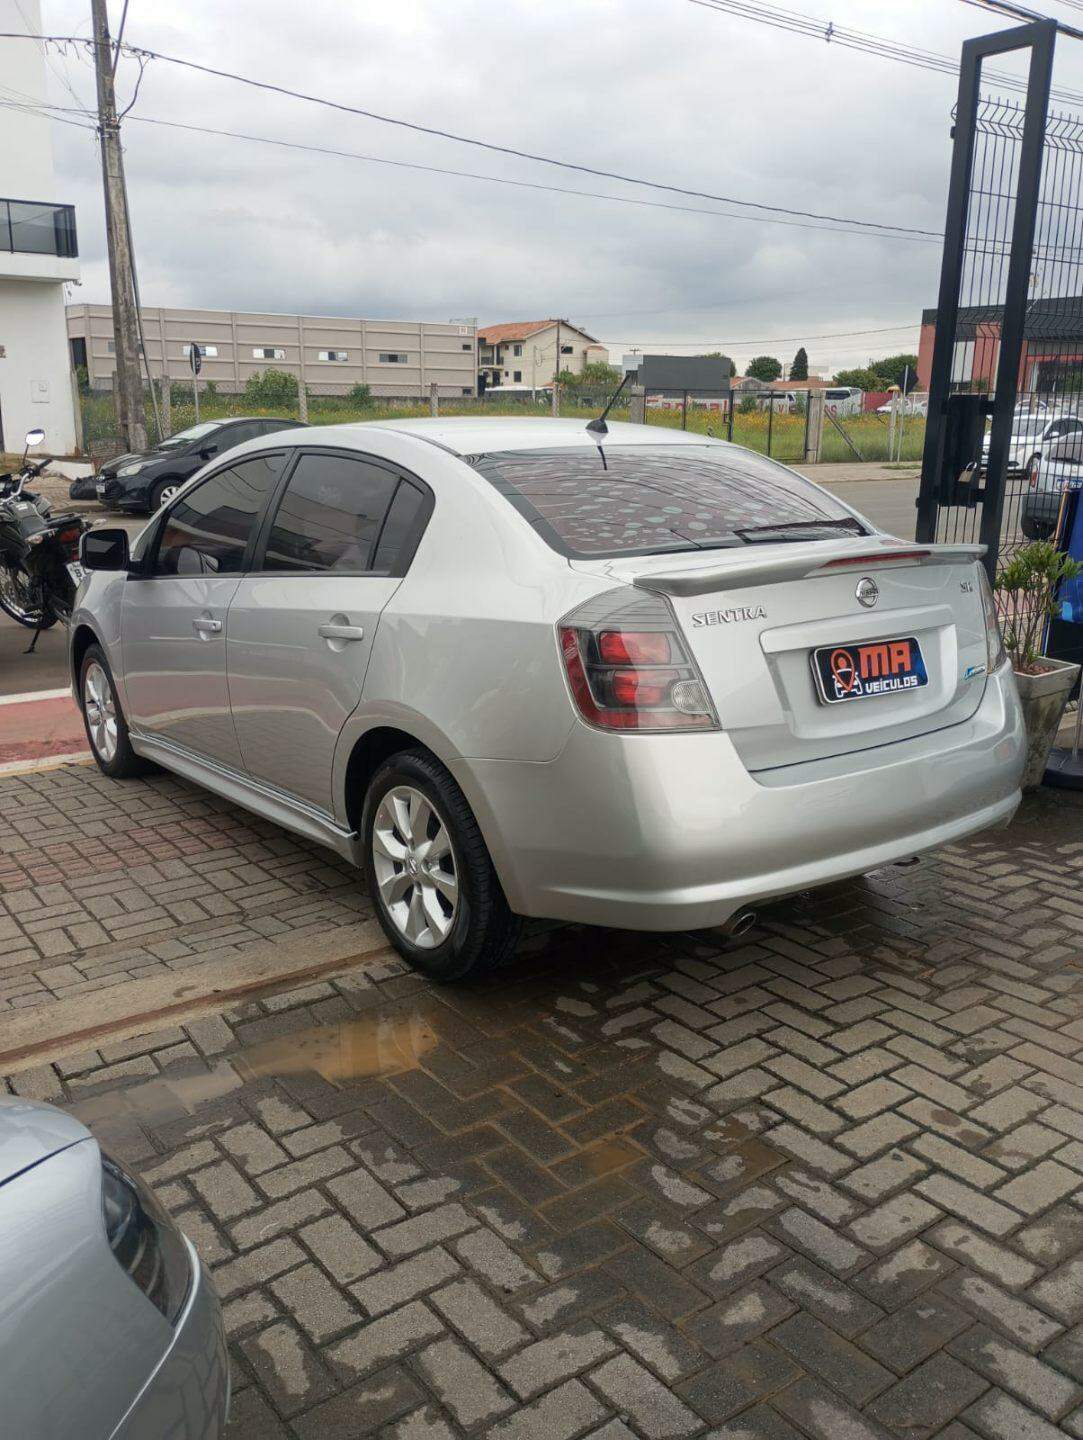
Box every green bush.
[347,383,372,407]
[996,541,1083,671]
[244,368,299,406]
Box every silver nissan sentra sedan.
[72,418,1025,980]
[0,1096,228,1438]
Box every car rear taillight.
[1028,459,1041,489]
[559,588,718,732]
[101,1152,191,1325]
[56,524,82,548]
[976,564,1007,672]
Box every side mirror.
[199,445,217,460]
[81,527,130,572]
[25,428,45,448]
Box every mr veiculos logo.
[691,605,767,627]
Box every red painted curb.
[0,694,88,764]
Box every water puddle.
[71,1010,437,1127]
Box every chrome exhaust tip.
[720,909,757,939]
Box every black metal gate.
[915,17,1080,578]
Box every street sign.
[188,342,202,376]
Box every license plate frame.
[811,634,928,706]
[65,560,87,586]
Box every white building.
[0,0,80,454]
[478,320,608,390]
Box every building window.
[462,387,471,395]
[106,339,144,354]
[181,343,218,358]
[318,349,349,362]
[513,371,522,382]
[378,352,409,364]
[560,344,573,355]
[462,342,472,351]
[513,344,523,357]
[253,346,286,360]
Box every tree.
[789,347,809,381]
[703,352,738,378]
[560,361,621,390]
[832,366,885,392]
[873,353,919,391]
[746,355,782,382]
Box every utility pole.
[91,0,147,452]
[551,318,560,417]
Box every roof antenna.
[586,371,632,436]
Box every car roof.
[336,417,729,457]
[0,1096,89,1188]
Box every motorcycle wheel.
[0,565,54,630]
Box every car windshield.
[468,444,866,558]
[1011,416,1050,438]
[159,421,220,450]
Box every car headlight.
[117,463,144,477]
[101,1152,191,1325]
[977,564,1007,672]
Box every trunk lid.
[572,537,990,772]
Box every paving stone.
[770,1205,869,1274]
[915,1173,1021,1238]
[950,1323,1083,1420]
[770,1255,884,1338]
[269,1261,359,1342]
[685,1280,796,1356]
[853,1239,955,1310]
[939,1271,1063,1352]
[589,1352,701,1438]
[415,1336,514,1427]
[483,1380,607,1440]
[995,1160,1082,1218]
[848,1192,942,1252]
[189,1160,261,1222]
[453,1227,539,1292]
[838,1112,920,1160]
[239,1320,336,1416]
[325,1163,405,1229]
[774,1374,895,1439]
[386,1407,457,1440]
[1028,1257,1083,1326]
[963,1387,1072,1440]
[860,1293,972,1373]
[291,1366,425,1438]
[677,1338,801,1424]
[219,1121,289,1176]
[709,1405,809,1439]
[210,1236,304,1299]
[351,1248,462,1317]
[772,1310,893,1404]
[430,1277,528,1359]
[928,1220,1041,1289]
[1016,1205,1083,1267]
[692,1231,788,1295]
[867,1352,988,1437]
[327,1301,445,1379]
[299,1212,382,1283]
[499,1324,617,1399]
[842,1150,931,1205]
[230,1189,331,1249]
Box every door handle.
[192,617,222,635]
[318,622,365,642]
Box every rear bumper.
[454,662,1024,931]
[112,1241,229,1440]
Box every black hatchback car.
[94,417,304,514]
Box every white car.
[72,418,1024,980]
[982,411,1083,475]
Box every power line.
[592,323,921,346]
[0,31,939,240]
[116,112,942,245]
[688,0,1083,103]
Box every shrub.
[347,382,372,407]
[243,368,299,406]
[995,541,1083,671]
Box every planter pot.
[1014,656,1082,791]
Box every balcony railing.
[0,197,78,259]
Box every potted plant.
[995,540,1083,790]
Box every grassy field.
[78,391,925,465]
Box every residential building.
[0,0,80,454]
[67,305,478,398]
[478,320,608,389]
[917,296,1083,393]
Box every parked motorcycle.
[0,428,89,641]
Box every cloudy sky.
[24,0,1083,374]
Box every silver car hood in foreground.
[0,1094,89,1186]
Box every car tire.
[149,479,180,513]
[79,643,153,778]
[361,748,522,982]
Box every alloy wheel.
[157,484,179,507]
[371,785,459,948]
[83,660,118,762]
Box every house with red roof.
[477,319,609,390]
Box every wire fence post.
[159,371,170,437]
[805,389,825,463]
[681,390,688,430]
[429,381,439,417]
[629,384,645,424]
[727,396,734,442]
[766,392,775,457]
[297,382,309,424]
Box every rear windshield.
[468,444,864,558]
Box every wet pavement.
[4,765,1083,1437]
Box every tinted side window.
[262,453,398,573]
[372,480,428,573]
[155,454,285,576]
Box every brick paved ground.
[4,768,1083,1437]
[0,765,371,1011]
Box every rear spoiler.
[632,540,986,597]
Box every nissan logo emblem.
[856,577,879,608]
